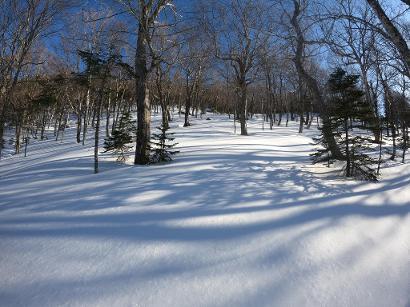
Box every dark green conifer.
[103,112,136,162]
[313,68,378,181]
[150,124,179,163]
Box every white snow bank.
[0,114,409,307]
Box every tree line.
[0,0,408,179]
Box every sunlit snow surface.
[0,114,409,307]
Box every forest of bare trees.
[0,0,408,177]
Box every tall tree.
[287,0,343,159]
[117,0,176,165]
[204,0,270,135]
[325,68,378,180]
[328,1,381,142]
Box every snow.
[0,114,409,307]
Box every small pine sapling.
[103,112,136,162]
[150,124,179,163]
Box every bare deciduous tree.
[204,0,270,135]
[284,0,343,159]
[0,0,68,159]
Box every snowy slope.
[0,114,409,307]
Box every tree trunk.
[239,83,248,135]
[134,23,151,165]
[184,78,191,127]
[15,120,21,154]
[377,126,383,175]
[391,123,397,160]
[291,0,342,159]
[82,86,90,146]
[76,112,82,143]
[41,110,47,140]
[59,113,67,142]
[106,94,111,138]
[94,102,101,174]
[24,134,29,157]
[345,118,351,177]
[299,112,304,133]
[402,123,407,163]
[161,103,169,129]
[55,109,64,141]
[134,79,151,165]
[94,72,109,173]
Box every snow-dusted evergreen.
[313,68,379,181]
[103,112,136,162]
[150,124,179,163]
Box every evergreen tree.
[313,68,378,181]
[394,93,410,163]
[150,124,179,163]
[103,112,136,162]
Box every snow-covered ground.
[0,114,409,307]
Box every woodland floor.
[0,114,409,307]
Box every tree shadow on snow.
[0,142,409,242]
